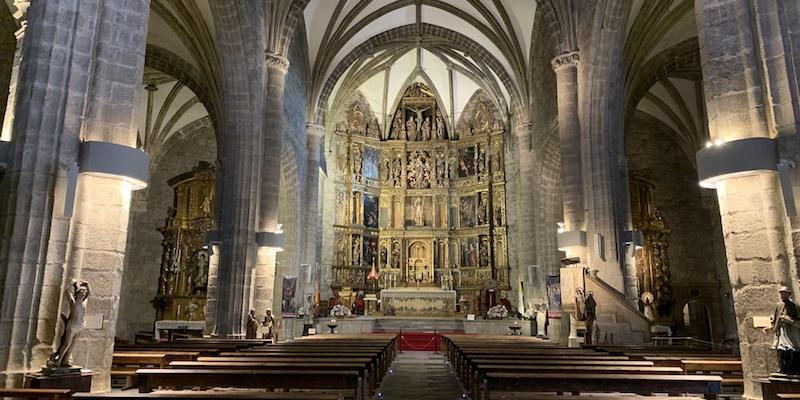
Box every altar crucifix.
[406,106,431,140]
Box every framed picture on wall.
[546,275,562,318]
[281,276,298,317]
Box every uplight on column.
[557,222,587,251]
[696,137,777,189]
[64,141,150,217]
[256,223,285,253]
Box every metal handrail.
[651,336,736,351]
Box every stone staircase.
[595,312,647,344]
[373,318,465,333]
[585,274,650,345]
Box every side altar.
[381,287,456,317]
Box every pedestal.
[759,374,800,400]
[26,370,94,393]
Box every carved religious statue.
[367,118,381,139]
[421,117,431,141]
[352,146,363,176]
[48,279,91,369]
[414,197,424,226]
[435,110,446,140]
[350,104,366,135]
[405,116,417,141]
[407,106,431,139]
[767,286,800,374]
[391,110,404,140]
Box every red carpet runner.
[397,332,440,351]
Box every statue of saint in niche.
[367,118,381,139]
[435,110,446,140]
[352,146,363,176]
[421,117,431,141]
[414,197,424,226]
[477,192,489,225]
[392,154,403,187]
[474,103,490,134]
[436,152,446,185]
[392,242,401,269]
[350,104,366,135]
[405,116,417,141]
[391,110,404,140]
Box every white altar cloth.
[380,287,456,317]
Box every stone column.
[514,122,539,286]
[303,123,325,265]
[695,1,795,398]
[551,51,584,236]
[0,1,148,389]
[251,52,289,321]
[259,52,289,234]
[210,1,264,339]
[61,0,150,391]
[0,0,29,142]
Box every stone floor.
[375,351,468,400]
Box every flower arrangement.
[331,304,352,318]
[487,304,509,319]
[522,308,536,321]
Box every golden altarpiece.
[629,177,673,321]
[331,83,509,304]
[153,162,215,321]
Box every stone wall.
[626,114,735,342]
[117,117,216,340]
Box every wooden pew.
[169,360,377,394]
[136,369,363,400]
[74,389,343,399]
[111,352,166,388]
[0,388,72,400]
[483,372,723,400]
[201,355,382,379]
[682,360,744,386]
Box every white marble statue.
[49,279,91,368]
[414,197,424,226]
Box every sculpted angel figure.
[49,279,91,368]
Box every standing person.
[245,309,258,339]
[262,309,275,340]
[767,286,800,374]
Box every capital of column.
[306,123,325,139]
[513,121,533,137]
[144,83,158,92]
[265,52,290,74]
[551,51,580,71]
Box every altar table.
[380,287,456,317]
